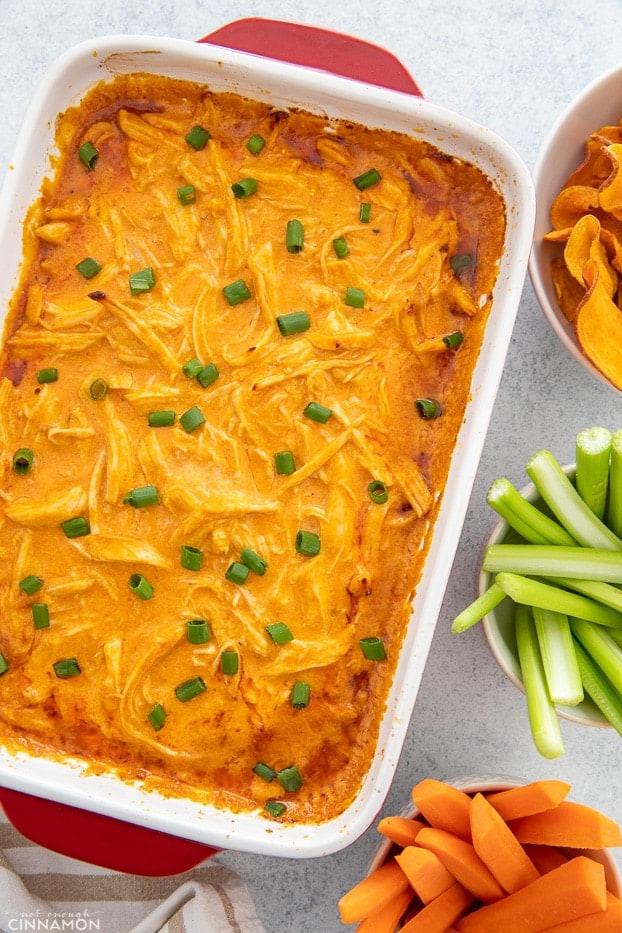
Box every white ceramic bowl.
[480,466,611,728]
[530,64,622,391]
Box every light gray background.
[1,1,621,931]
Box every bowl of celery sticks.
[453,426,622,757]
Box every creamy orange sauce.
[0,74,505,823]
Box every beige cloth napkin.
[0,809,266,933]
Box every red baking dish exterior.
[0,21,535,866]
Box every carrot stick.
[415,826,505,903]
[399,882,475,933]
[470,791,541,893]
[395,845,456,903]
[523,843,569,874]
[540,892,622,931]
[509,801,622,849]
[338,858,411,925]
[454,856,607,932]
[355,887,415,933]
[377,815,427,848]
[411,778,472,841]
[486,780,571,821]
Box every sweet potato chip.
[549,185,600,230]
[598,143,622,216]
[550,258,586,324]
[564,214,617,297]
[575,258,622,389]
[564,131,620,188]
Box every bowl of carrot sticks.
[338,776,622,930]
[451,425,622,757]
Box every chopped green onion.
[443,331,464,349]
[286,219,304,253]
[486,477,576,546]
[246,134,266,155]
[359,203,371,223]
[276,765,303,793]
[515,603,564,759]
[264,799,287,818]
[129,266,156,296]
[221,650,239,675]
[180,406,205,433]
[333,236,350,258]
[182,358,203,378]
[353,168,382,190]
[128,573,154,600]
[76,257,101,279]
[295,529,321,557]
[303,401,332,424]
[148,703,166,730]
[265,622,294,645]
[78,141,99,170]
[451,582,508,634]
[276,311,310,336]
[450,252,474,274]
[88,377,108,400]
[197,362,219,388]
[274,450,296,475]
[186,619,210,644]
[181,544,203,571]
[533,606,583,706]
[415,397,442,420]
[61,517,90,538]
[225,561,250,585]
[148,410,176,427]
[368,480,389,504]
[575,426,611,521]
[177,184,196,205]
[122,485,159,508]
[291,681,311,709]
[253,761,276,781]
[175,676,206,702]
[607,429,622,537]
[32,603,50,630]
[37,368,58,384]
[359,636,387,661]
[0,654,8,676]
[240,547,268,576]
[345,286,365,309]
[19,574,44,596]
[222,279,251,305]
[13,448,34,475]
[53,657,81,679]
[231,177,258,199]
[185,125,211,150]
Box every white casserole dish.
[0,23,535,862]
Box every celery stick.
[494,572,622,628]
[450,582,507,634]
[486,477,576,546]
[573,639,622,735]
[575,426,611,520]
[515,604,564,759]
[546,575,622,614]
[483,543,622,583]
[607,428,622,538]
[532,606,583,706]
[570,617,622,695]
[526,449,622,550]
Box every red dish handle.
[199,18,423,97]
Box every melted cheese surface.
[0,74,505,822]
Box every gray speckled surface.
[1,1,622,931]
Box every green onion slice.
[185,125,211,150]
[37,368,58,384]
[295,529,321,557]
[197,362,219,388]
[450,252,474,274]
[264,800,286,818]
[265,622,294,645]
[291,681,311,709]
[128,573,154,600]
[182,358,203,378]
[443,331,464,349]
[345,286,365,309]
[88,377,108,400]
[221,650,239,675]
[353,168,382,190]
[0,654,8,676]
[231,177,258,199]
[186,619,210,644]
[223,279,251,306]
[276,311,310,336]
[415,397,442,420]
[177,184,196,205]
[286,219,304,253]
[13,448,34,475]
[32,603,50,630]
[148,703,166,731]
[78,141,99,170]
[225,562,250,585]
[303,401,332,424]
[76,257,102,280]
[129,266,156,296]
[61,517,91,538]
[277,765,303,793]
[246,134,266,155]
[148,410,176,427]
[19,574,44,596]
[359,203,371,223]
[368,480,389,504]
[181,545,203,571]
[274,450,296,475]
[175,676,207,702]
[333,236,350,258]
[240,547,268,575]
[253,761,276,781]
[122,485,159,508]
[180,406,206,433]
[359,636,387,660]
[54,657,81,678]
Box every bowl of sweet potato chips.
[530,64,622,391]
